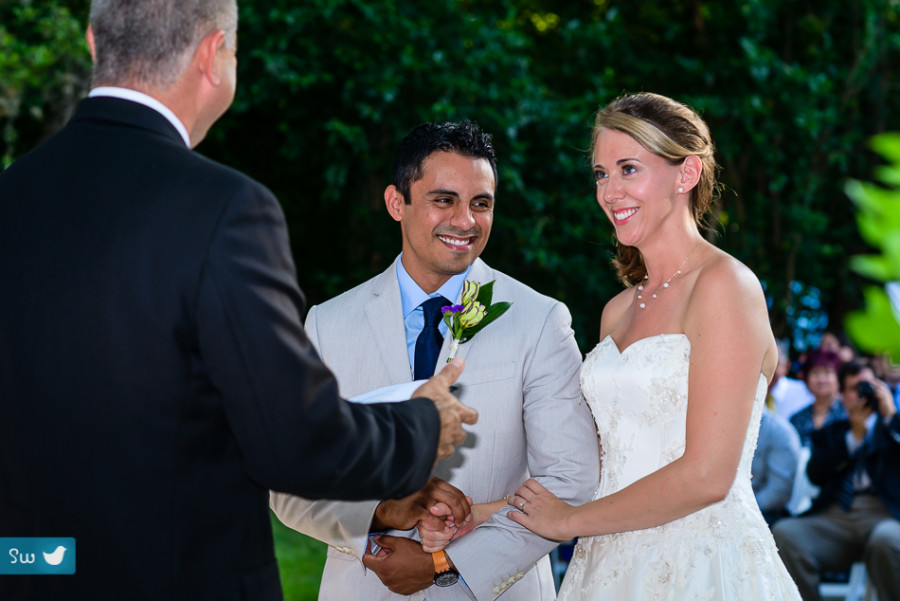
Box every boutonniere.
[441,280,512,360]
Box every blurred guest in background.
[774,360,900,601]
[752,407,801,525]
[819,331,857,364]
[770,339,815,421]
[873,352,900,406]
[790,349,846,447]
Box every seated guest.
[790,349,846,446]
[873,351,900,406]
[752,407,801,525]
[770,339,814,420]
[773,360,900,601]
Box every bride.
[504,92,801,600]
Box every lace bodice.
[581,334,765,503]
[558,334,800,601]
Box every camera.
[856,380,879,412]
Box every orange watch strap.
[432,550,451,573]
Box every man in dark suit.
[774,360,900,600]
[0,1,476,600]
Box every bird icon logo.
[43,546,67,566]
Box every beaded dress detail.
[558,334,800,601]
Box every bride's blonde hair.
[592,92,719,286]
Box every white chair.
[819,562,877,601]
[786,445,818,516]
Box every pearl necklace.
[636,244,699,309]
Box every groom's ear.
[384,185,405,223]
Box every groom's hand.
[372,477,471,532]
[363,535,434,595]
[414,358,478,463]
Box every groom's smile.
[436,232,477,250]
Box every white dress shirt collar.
[89,87,191,148]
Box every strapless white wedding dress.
[558,334,800,601]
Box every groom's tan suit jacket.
[271,257,599,600]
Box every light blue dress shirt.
[396,254,470,378]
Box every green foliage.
[0,0,91,167]
[203,0,900,348]
[5,0,900,350]
[845,132,900,361]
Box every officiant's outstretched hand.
[414,358,479,462]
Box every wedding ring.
[519,501,527,510]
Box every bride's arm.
[509,257,777,540]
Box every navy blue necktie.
[837,468,857,512]
[414,296,449,380]
[838,444,867,512]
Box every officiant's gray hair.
[90,0,238,89]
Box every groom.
[271,121,599,600]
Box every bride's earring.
[678,187,684,193]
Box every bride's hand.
[418,514,458,552]
[417,497,475,552]
[507,479,576,541]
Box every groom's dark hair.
[391,121,498,204]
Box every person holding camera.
[773,360,900,600]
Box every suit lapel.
[436,259,495,365]
[368,257,497,380]
[365,258,417,385]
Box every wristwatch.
[432,550,459,587]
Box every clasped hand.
[364,477,577,594]
[364,477,471,594]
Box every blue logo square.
[0,538,76,575]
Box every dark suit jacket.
[0,97,440,601]
[806,412,900,519]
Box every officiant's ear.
[384,185,406,222]
[679,155,702,194]
[196,29,229,86]
[86,26,96,62]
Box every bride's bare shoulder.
[686,248,775,360]
[692,250,766,304]
[599,286,634,338]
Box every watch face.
[434,570,459,587]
